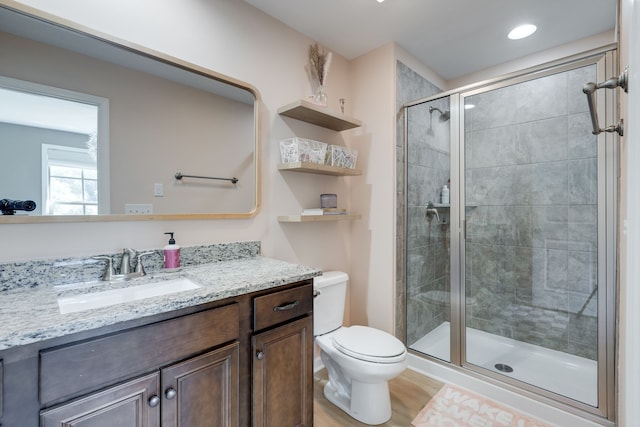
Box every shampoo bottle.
[163,232,181,270]
[441,183,450,204]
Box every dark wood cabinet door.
[161,342,239,427]
[40,373,160,427]
[0,358,3,420]
[252,316,313,427]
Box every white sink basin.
[57,278,201,314]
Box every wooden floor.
[313,368,444,426]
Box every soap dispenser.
[163,232,181,270]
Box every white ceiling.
[0,87,97,134]
[1,1,617,133]
[245,0,617,80]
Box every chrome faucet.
[119,248,135,275]
[92,249,154,281]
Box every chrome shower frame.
[400,45,618,424]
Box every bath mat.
[411,384,552,427]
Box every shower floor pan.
[411,321,597,406]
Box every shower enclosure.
[400,49,617,419]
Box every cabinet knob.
[256,350,264,360]
[165,387,177,400]
[148,395,161,407]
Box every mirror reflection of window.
[43,144,97,215]
[0,77,105,216]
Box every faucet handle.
[92,256,114,281]
[425,202,441,223]
[134,251,155,275]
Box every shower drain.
[494,363,514,373]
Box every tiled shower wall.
[397,60,599,360]
[395,61,446,343]
[464,65,598,359]
[405,99,451,345]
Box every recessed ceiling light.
[377,0,384,2]
[508,24,537,40]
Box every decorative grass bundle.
[309,42,332,86]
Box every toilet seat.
[332,326,406,363]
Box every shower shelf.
[431,203,477,208]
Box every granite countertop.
[0,256,321,351]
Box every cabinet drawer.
[253,283,312,331]
[40,303,239,407]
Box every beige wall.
[0,0,355,286]
[349,43,397,332]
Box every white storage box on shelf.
[280,137,328,164]
[325,145,358,169]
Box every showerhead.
[429,106,450,122]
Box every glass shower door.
[405,96,452,362]
[462,63,601,406]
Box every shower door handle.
[582,67,628,136]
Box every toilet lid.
[333,326,406,363]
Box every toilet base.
[323,379,392,425]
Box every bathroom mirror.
[0,4,260,223]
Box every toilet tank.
[313,271,348,335]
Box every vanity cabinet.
[40,373,160,427]
[0,279,313,427]
[0,358,3,422]
[39,304,239,408]
[160,344,238,426]
[251,284,313,427]
[40,343,239,427]
[39,304,240,427]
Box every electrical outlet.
[125,204,153,214]
[154,183,164,197]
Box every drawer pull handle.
[273,300,300,312]
[148,395,161,407]
[165,387,177,400]
[256,350,264,360]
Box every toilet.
[313,271,407,425]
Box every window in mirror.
[43,144,98,215]
[0,76,109,216]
